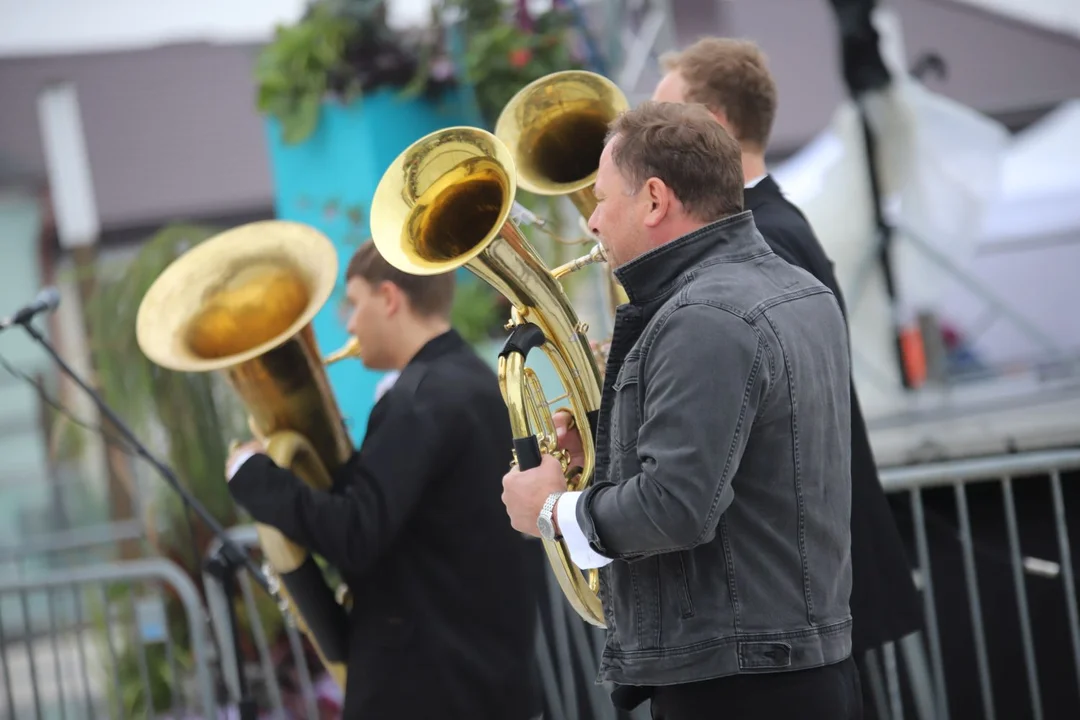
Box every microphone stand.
[15,318,264,720]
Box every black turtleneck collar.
[612,210,771,305]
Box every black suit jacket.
[230,330,543,718]
[745,176,923,652]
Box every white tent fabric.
[769,10,1080,465]
[770,9,1011,416]
[981,99,1080,244]
[936,99,1080,367]
[949,0,1080,40]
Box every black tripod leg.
[207,550,259,720]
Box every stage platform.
[865,366,1080,468]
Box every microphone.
[0,287,62,330]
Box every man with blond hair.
[653,36,924,704]
[502,101,862,718]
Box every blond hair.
[660,38,778,150]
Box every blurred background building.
[0,1,1078,718]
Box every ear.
[711,108,734,137]
[641,177,671,228]
[377,280,402,317]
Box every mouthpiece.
[324,337,362,365]
[552,244,607,279]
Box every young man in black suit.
[653,37,924,707]
[225,241,542,719]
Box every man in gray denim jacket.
[502,101,861,719]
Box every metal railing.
[876,448,1080,720]
[200,527,647,720]
[3,447,1080,719]
[0,559,215,719]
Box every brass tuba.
[135,220,358,687]
[494,69,630,315]
[369,125,610,627]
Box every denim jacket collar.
[612,211,770,305]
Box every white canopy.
[936,99,1080,367]
[771,9,1013,410]
[769,10,1080,465]
[950,0,1080,40]
[981,99,1080,244]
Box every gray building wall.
[0,0,1077,230]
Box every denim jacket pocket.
[658,552,695,622]
[610,354,641,455]
[674,553,695,619]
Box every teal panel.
[264,87,482,444]
[0,191,45,369]
[0,190,51,638]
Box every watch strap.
[539,491,565,540]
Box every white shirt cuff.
[227,450,259,481]
[556,491,613,569]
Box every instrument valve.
[262,562,280,595]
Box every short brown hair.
[606,101,744,222]
[660,38,778,149]
[346,241,455,318]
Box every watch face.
[537,514,555,540]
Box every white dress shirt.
[555,174,768,570]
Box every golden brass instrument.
[370,125,609,627]
[135,220,353,688]
[494,69,630,313]
[324,336,362,365]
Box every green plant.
[78,224,294,711]
[256,0,457,144]
[456,4,584,126]
[255,0,590,144]
[84,225,248,569]
[255,3,362,144]
[451,274,506,344]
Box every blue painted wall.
[264,86,481,444]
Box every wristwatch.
[537,491,565,541]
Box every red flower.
[509,47,532,68]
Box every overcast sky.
[0,0,446,58]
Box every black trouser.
[648,656,863,720]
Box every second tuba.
[370,126,609,627]
[494,69,630,315]
[136,220,356,687]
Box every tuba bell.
[369,126,609,627]
[135,220,356,687]
[494,69,631,315]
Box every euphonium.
[494,69,631,315]
[369,126,609,627]
[135,220,357,687]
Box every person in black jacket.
[225,241,542,719]
[652,36,924,704]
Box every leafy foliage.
[256,0,457,144]
[254,0,588,143]
[255,3,363,144]
[80,225,293,710]
[456,4,584,126]
[451,274,509,344]
[83,224,248,574]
